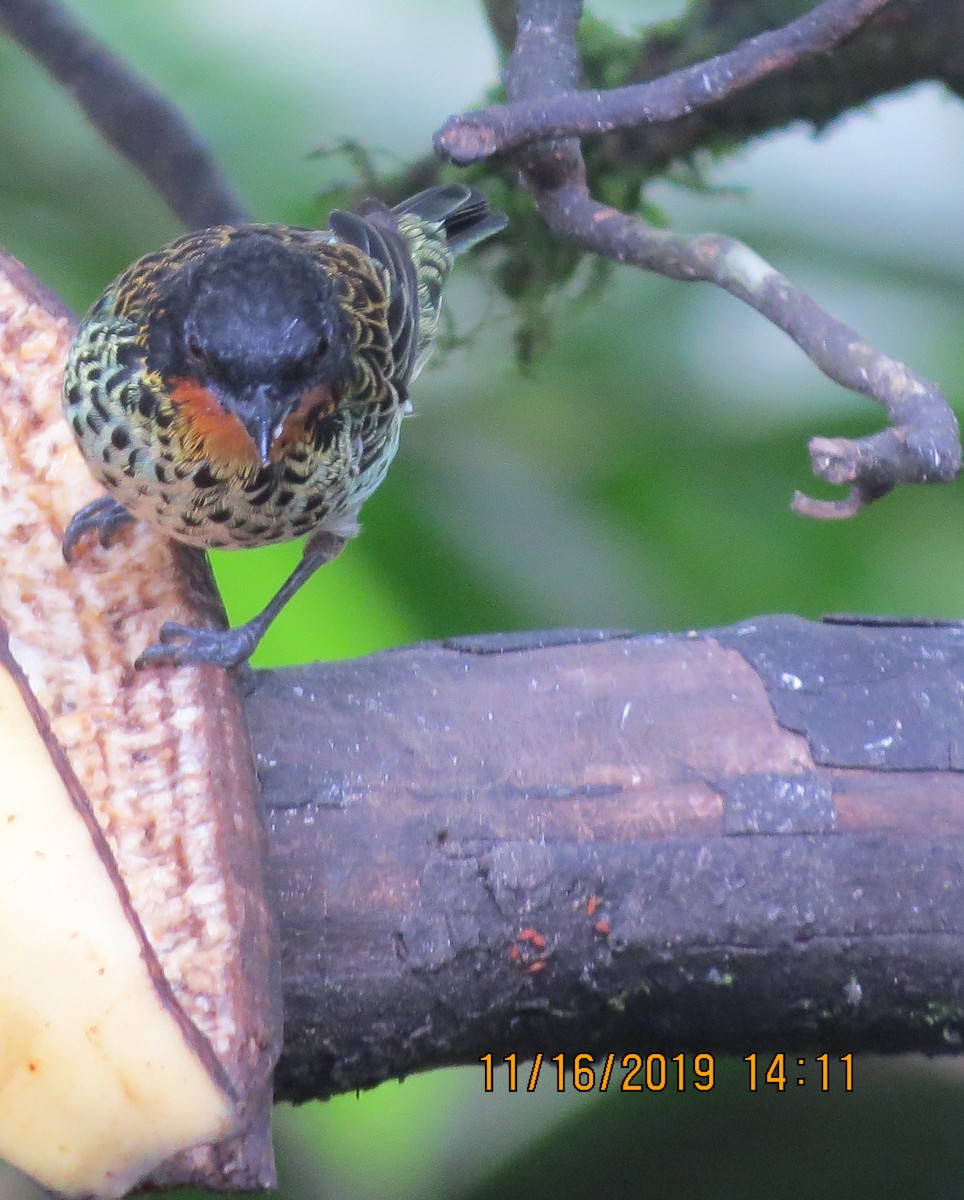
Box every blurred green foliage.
[2,1,964,1198]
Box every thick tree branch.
[435,0,894,164]
[253,619,964,1101]
[433,0,961,518]
[0,0,250,228]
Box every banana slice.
[0,639,235,1197]
[0,251,280,1194]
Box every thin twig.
[0,0,250,229]
[534,180,959,516]
[436,0,896,165]
[442,0,960,516]
[601,0,964,178]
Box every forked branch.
[436,0,961,517]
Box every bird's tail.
[392,184,507,256]
[332,184,505,385]
[386,184,505,380]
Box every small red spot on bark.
[517,927,546,948]
[511,928,552,971]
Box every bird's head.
[150,230,352,467]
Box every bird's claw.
[63,497,134,562]
[135,621,261,672]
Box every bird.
[61,184,507,669]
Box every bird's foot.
[135,620,263,673]
[134,529,349,673]
[63,497,134,562]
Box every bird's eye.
[186,333,205,363]
[316,333,330,359]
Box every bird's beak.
[237,384,279,468]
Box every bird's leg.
[135,530,349,670]
[62,497,135,562]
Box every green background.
[2,1,964,1197]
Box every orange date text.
[479,1052,716,1093]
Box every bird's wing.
[326,207,420,391]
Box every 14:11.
[745,1053,854,1091]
